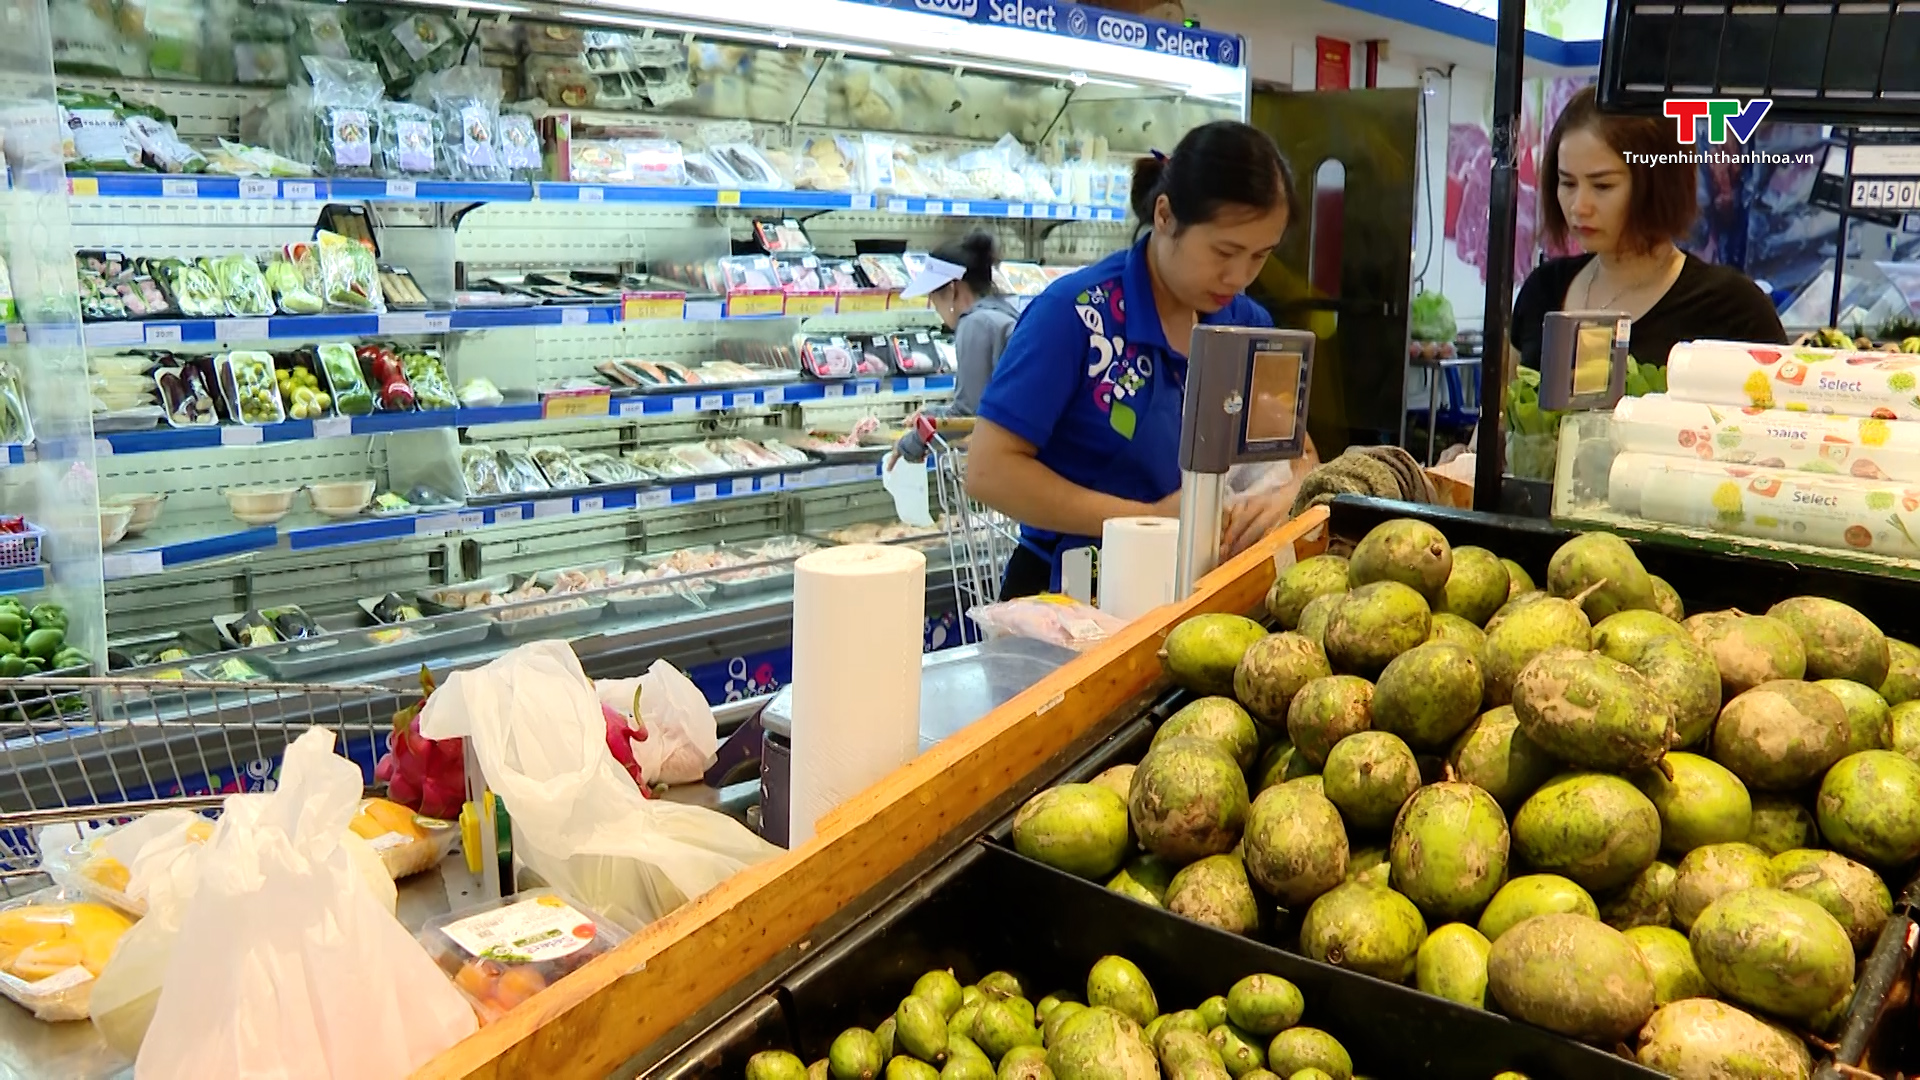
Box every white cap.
[899,256,966,300]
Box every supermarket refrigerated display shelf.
[94,374,949,454]
[66,172,1132,223]
[98,458,892,580]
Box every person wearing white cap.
[888,231,1021,465]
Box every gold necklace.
[1583,250,1679,311]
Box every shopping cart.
[0,674,423,897]
[918,418,1021,630]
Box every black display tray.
[649,842,1655,1078]
[1599,0,1920,121]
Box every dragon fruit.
[603,683,654,798]
[375,666,468,821]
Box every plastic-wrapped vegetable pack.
[315,232,384,313]
[303,55,384,178]
[418,66,508,182]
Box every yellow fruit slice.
[10,940,83,982]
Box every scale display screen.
[1246,349,1304,444]
[1574,325,1614,396]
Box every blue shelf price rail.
[95,375,951,456]
[0,565,47,596]
[99,458,891,581]
[65,173,1130,223]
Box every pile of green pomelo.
[745,959,1365,1080]
[1008,518,1920,1080]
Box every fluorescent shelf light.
[413,0,530,12]
[564,6,893,55]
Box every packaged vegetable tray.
[419,889,627,1025]
[219,350,285,425]
[0,886,136,1021]
[315,342,375,417]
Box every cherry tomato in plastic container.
[418,889,627,1025]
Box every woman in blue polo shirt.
[966,120,1300,600]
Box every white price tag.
[949,201,970,216]
[220,425,265,446]
[925,201,945,215]
[215,317,270,341]
[578,186,605,202]
[762,386,784,405]
[850,194,874,210]
[685,299,723,322]
[378,313,430,335]
[825,383,845,398]
[1055,205,1075,220]
[283,181,317,201]
[414,514,458,536]
[143,324,183,344]
[423,313,451,333]
[638,488,670,509]
[1007,204,1027,218]
[672,397,696,414]
[312,416,351,439]
[618,398,648,417]
[887,198,910,213]
[161,178,198,198]
[697,394,725,411]
[238,178,276,200]
[783,471,804,489]
[457,510,484,530]
[560,307,590,325]
[578,495,604,513]
[85,323,142,347]
[907,376,927,391]
[694,483,718,502]
[494,504,525,524]
[102,551,164,579]
[1075,206,1094,220]
[534,498,570,519]
[385,179,417,198]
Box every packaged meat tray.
[669,443,731,474]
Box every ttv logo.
[1664,99,1771,145]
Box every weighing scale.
[1538,309,1633,412]
[1175,326,1318,596]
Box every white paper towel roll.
[788,544,927,846]
[1099,516,1180,621]
[1668,340,1920,419]
[1613,394,1920,482]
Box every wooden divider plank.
[411,508,1331,1080]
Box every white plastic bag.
[419,641,779,931]
[593,659,720,787]
[89,809,397,1058]
[134,729,475,1080]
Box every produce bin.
[648,841,1657,1078]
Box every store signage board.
[838,0,1243,68]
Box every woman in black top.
[1512,87,1785,371]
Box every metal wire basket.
[926,434,1019,627]
[0,674,423,897]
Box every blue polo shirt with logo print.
[976,234,1274,560]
